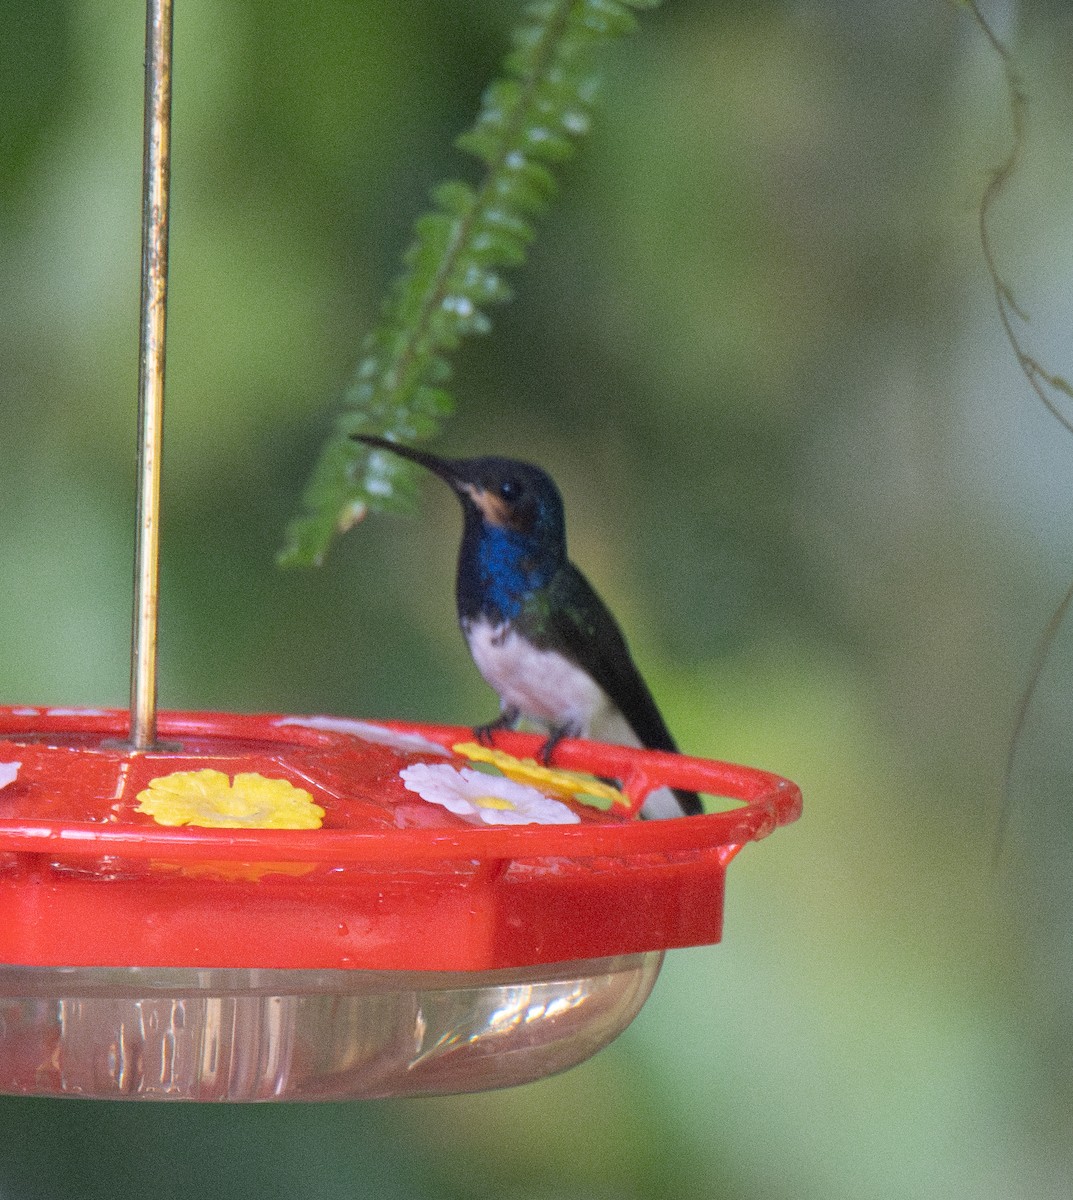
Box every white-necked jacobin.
[356,435,702,819]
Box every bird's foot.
[474,708,519,746]
[538,723,580,766]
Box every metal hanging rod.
[128,0,174,749]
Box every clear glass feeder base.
[0,954,662,1101]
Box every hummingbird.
[356,435,703,819]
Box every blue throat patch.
[475,526,551,622]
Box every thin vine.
[965,1,1073,433]
[279,0,659,567]
[960,0,1073,861]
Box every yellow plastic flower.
[136,769,325,829]
[452,742,629,810]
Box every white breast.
[463,617,690,820]
[463,618,610,733]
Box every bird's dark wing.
[539,564,678,753]
[536,565,702,817]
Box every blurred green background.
[2,0,1073,1195]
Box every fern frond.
[279,0,660,566]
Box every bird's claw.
[538,724,578,766]
[474,709,518,747]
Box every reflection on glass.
[0,955,663,1100]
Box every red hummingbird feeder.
[0,0,801,1100]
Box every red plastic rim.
[0,707,801,971]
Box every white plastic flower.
[276,716,450,757]
[399,763,580,826]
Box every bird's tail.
[592,712,703,819]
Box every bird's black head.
[356,436,567,550]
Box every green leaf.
[279,0,662,567]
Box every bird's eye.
[498,479,520,502]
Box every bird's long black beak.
[354,434,463,491]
